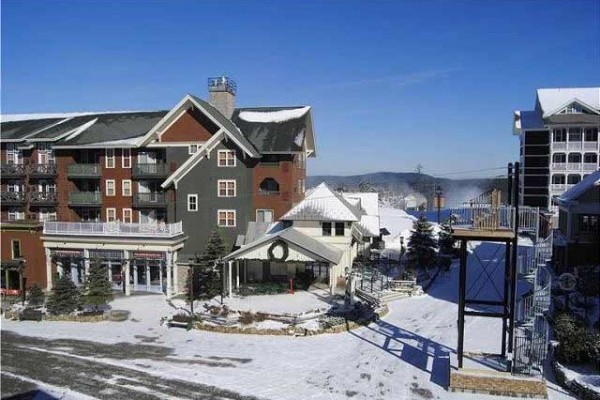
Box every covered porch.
[223,228,345,297]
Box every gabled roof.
[223,224,343,264]
[281,183,361,222]
[536,88,600,117]
[555,171,600,206]
[230,106,316,155]
[0,117,65,141]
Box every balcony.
[0,191,26,205]
[132,163,169,179]
[44,221,184,238]
[68,191,102,207]
[583,163,599,172]
[551,162,567,171]
[68,164,101,179]
[567,141,583,151]
[29,163,57,178]
[552,142,567,151]
[0,163,27,177]
[133,192,168,208]
[583,141,599,151]
[29,192,58,206]
[567,163,582,171]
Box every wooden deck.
[451,227,514,241]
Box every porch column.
[83,249,90,279]
[123,250,131,296]
[173,252,179,294]
[228,260,233,298]
[45,248,52,291]
[236,261,240,289]
[166,252,173,299]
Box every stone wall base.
[449,369,547,398]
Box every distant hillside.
[307,172,507,208]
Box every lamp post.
[436,185,443,224]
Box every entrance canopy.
[224,226,342,265]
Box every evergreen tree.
[406,215,438,270]
[82,260,113,311]
[47,275,81,315]
[27,283,45,307]
[438,224,455,256]
[187,229,227,301]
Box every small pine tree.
[406,215,438,270]
[438,224,455,256]
[187,229,227,301]
[47,275,81,315]
[27,283,45,307]
[82,260,113,311]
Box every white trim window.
[218,209,236,227]
[106,208,117,222]
[122,148,131,168]
[12,239,21,259]
[106,180,116,196]
[37,142,55,164]
[122,208,133,223]
[187,194,198,212]
[6,143,21,165]
[105,149,115,168]
[256,209,274,223]
[218,150,236,167]
[218,180,236,197]
[122,179,132,196]
[189,144,199,155]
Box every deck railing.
[448,205,540,232]
[29,163,58,176]
[0,163,27,176]
[67,163,101,178]
[44,221,183,238]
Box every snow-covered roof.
[556,171,600,205]
[282,183,361,222]
[343,192,379,217]
[356,215,380,237]
[238,106,310,123]
[0,110,148,123]
[537,88,600,117]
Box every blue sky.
[2,0,599,177]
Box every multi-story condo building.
[513,87,600,213]
[0,77,316,297]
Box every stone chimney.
[208,76,236,119]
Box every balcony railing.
[583,163,598,172]
[1,163,27,177]
[68,164,101,178]
[567,162,582,171]
[44,221,184,238]
[550,183,566,192]
[132,163,169,178]
[0,191,26,205]
[567,141,582,151]
[552,142,567,151]
[583,141,599,151]
[447,205,540,232]
[551,162,566,171]
[29,163,58,177]
[133,192,168,207]
[68,191,102,206]
[258,189,280,196]
[29,192,58,205]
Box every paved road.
[1,330,261,400]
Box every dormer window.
[322,222,345,236]
[560,102,593,115]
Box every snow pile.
[293,129,305,147]
[238,106,310,123]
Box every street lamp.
[436,185,443,223]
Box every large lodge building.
[1,77,316,297]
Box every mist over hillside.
[307,172,508,209]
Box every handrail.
[43,221,184,238]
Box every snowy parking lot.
[1,240,578,400]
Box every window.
[567,174,581,185]
[568,153,581,163]
[218,150,236,167]
[259,178,280,195]
[569,128,582,142]
[322,222,332,236]
[217,210,236,227]
[7,209,24,221]
[553,153,566,163]
[11,240,21,259]
[187,194,198,212]
[335,222,345,236]
[6,143,22,165]
[256,209,274,223]
[39,210,57,222]
[122,180,132,196]
[37,142,55,164]
[552,175,565,184]
[579,215,599,233]
[122,149,131,168]
[218,180,236,197]
[553,129,567,142]
[106,208,117,222]
[189,144,199,155]
[123,208,133,223]
[105,149,115,168]
[584,127,598,142]
[584,153,598,164]
[106,180,116,196]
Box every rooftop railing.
[448,205,540,232]
[44,221,184,238]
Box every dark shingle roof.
[231,106,310,153]
[0,118,64,141]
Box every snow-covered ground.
[2,241,577,399]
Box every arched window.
[567,174,581,185]
[259,178,280,195]
[567,153,581,163]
